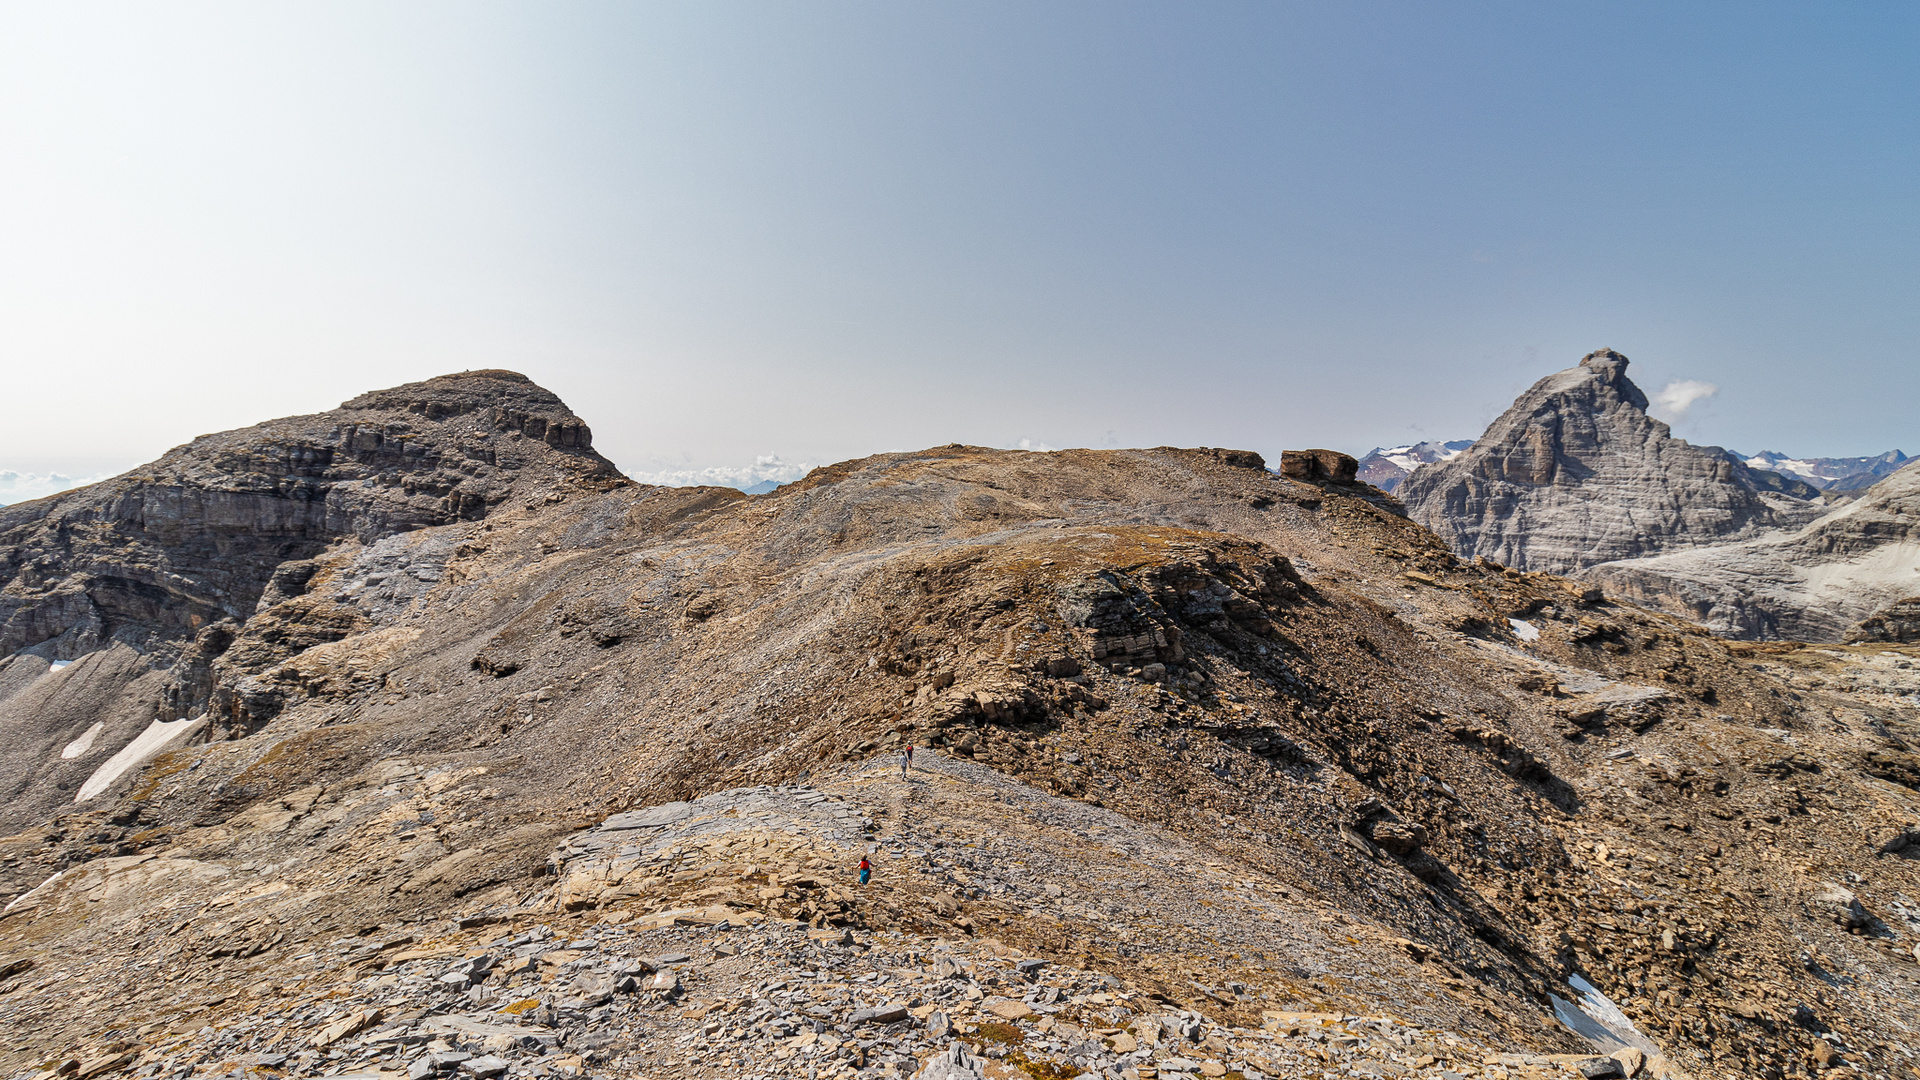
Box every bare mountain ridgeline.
[0,372,1916,1079]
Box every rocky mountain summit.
[1587,460,1920,641]
[0,370,621,831]
[1398,351,1823,575]
[0,374,1916,1080]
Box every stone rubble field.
[0,755,1681,1080]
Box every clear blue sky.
[2,2,1915,494]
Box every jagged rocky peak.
[1398,349,1823,574]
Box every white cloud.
[628,453,813,492]
[1648,379,1718,424]
[1010,438,1058,452]
[0,471,110,506]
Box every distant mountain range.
[1355,440,1473,492]
[1365,440,1903,498]
[1739,448,1909,492]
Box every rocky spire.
[1398,349,1822,574]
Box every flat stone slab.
[418,1015,555,1040]
[601,802,694,830]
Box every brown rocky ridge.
[0,373,1915,1080]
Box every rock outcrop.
[1847,596,1920,644]
[0,370,622,829]
[1589,460,1920,640]
[1279,448,1360,485]
[1399,350,1823,574]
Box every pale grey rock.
[458,1056,507,1078]
[1589,460,1920,640]
[1399,350,1822,574]
[912,1042,987,1080]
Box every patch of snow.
[1551,974,1662,1057]
[1376,440,1472,475]
[76,717,201,802]
[1508,618,1541,642]
[59,721,104,759]
[48,660,70,673]
[2,869,65,913]
[1747,454,1821,479]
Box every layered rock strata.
[1590,460,1920,640]
[1399,350,1822,574]
[1847,597,1920,644]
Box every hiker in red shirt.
[858,856,872,885]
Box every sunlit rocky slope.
[0,373,1915,1080]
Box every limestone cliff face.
[0,370,622,827]
[1398,350,1822,574]
[1588,460,1920,641]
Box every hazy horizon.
[4,4,1916,498]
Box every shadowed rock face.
[1590,460,1920,641]
[1399,350,1822,575]
[0,370,623,828]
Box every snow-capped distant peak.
[1377,439,1470,472]
[1744,452,1820,478]
[1740,449,1910,492]
[1356,439,1473,492]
